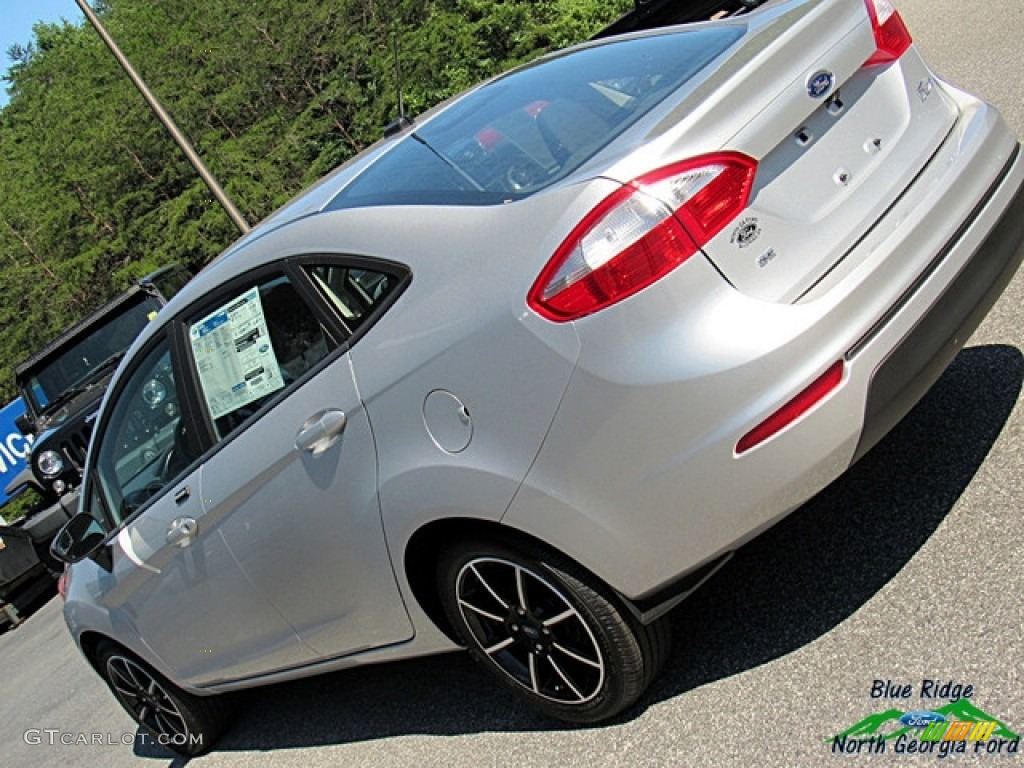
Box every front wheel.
[437,539,671,723]
[95,641,229,756]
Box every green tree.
[0,0,631,405]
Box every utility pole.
[75,0,251,235]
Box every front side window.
[93,339,195,525]
[188,274,333,440]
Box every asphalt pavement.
[1,1,1021,765]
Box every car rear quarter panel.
[306,186,620,563]
[502,87,1024,602]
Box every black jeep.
[5,265,191,571]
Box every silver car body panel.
[590,1,960,303]
[60,0,1024,696]
[504,85,1023,599]
[66,343,417,688]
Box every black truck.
[3,265,190,577]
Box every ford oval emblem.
[899,711,947,728]
[807,70,835,99]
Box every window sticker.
[189,287,284,420]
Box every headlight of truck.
[37,449,65,479]
[142,377,167,408]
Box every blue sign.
[0,399,34,505]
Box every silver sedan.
[52,0,1024,756]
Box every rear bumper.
[853,146,1024,461]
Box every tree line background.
[0,0,632,403]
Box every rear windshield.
[327,27,743,210]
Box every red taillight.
[529,152,757,322]
[864,0,912,66]
[736,361,845,454]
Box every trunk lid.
[611,0,960,303]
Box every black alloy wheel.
[96,641,228,756]
[438,539,671,723]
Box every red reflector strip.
[736,361,845,454]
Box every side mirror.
[51,513,112,571]
[14,411,34,436]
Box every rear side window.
[305,265,398,336]
[327,26,743,209]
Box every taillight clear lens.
[529,152,756,322]
[864,0,912,65]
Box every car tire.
[437,539,671,723]
[95,641,229,756]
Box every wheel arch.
[403,517,623,643]
[78,630,111,675]
[77,630,175,686]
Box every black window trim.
[284,253,412,352]
[84,253,412,535]
[166,254,410,457]
[169,262,342,451]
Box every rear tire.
[95,641,229,756]
[437,539,671,723]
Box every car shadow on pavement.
[650,342,1023,702]
[179,343,1021,759]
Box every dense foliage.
[0,0,632,404]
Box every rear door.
[188,265,414,659]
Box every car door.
[186,266,414,658]
[87,338,313,685]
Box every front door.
[88,339,311,685]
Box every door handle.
[166,516,198,548]
[295,409,347,455]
